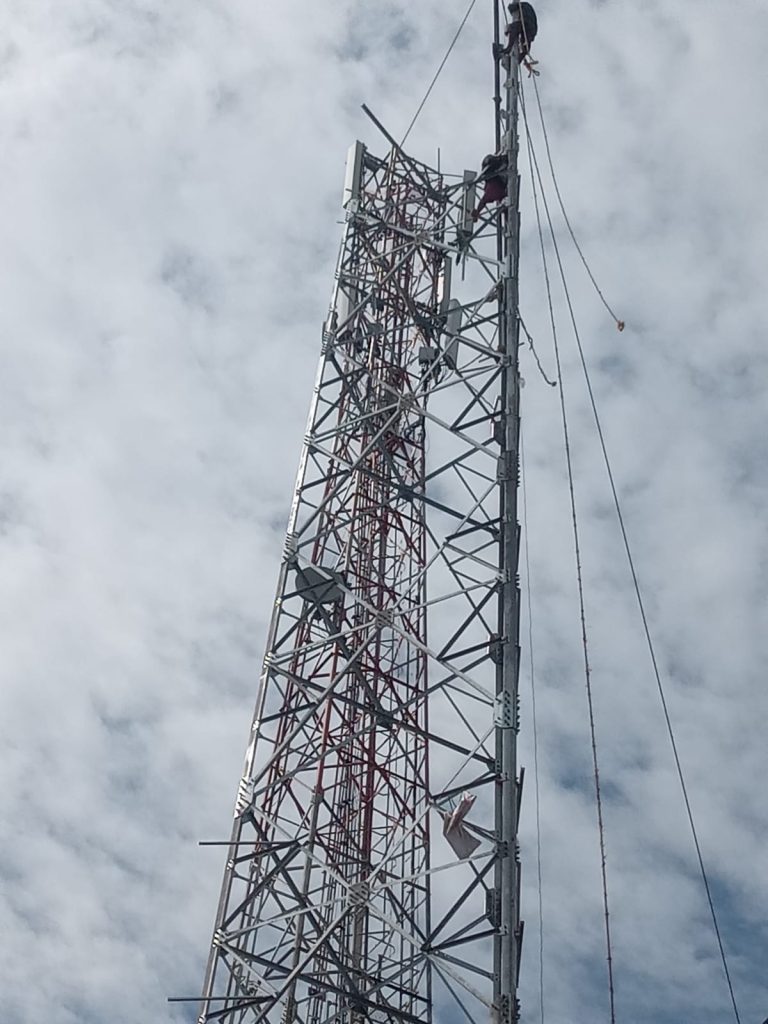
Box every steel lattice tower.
[196,20,524,1024]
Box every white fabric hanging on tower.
[441,792,481,859]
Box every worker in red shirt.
[471,152,507,222]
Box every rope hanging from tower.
[400,0,479,147]
[519,70,743,1024]
[521,84,618,1024]
[521,427,547,1024]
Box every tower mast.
[194,6,525,1023]
[495,7,523,1022]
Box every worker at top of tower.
[471,152,507,222]
[495,2,538,68]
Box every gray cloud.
[0,2,767,1023]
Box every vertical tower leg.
[492,11,524,1023]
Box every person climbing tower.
[495,2,538,72]
[471,152,507,222]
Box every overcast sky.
[0,2,766,1023]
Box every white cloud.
[0,2,766,1023]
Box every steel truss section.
[198,57,522,1024]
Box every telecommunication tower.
[195,11,526,1024]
